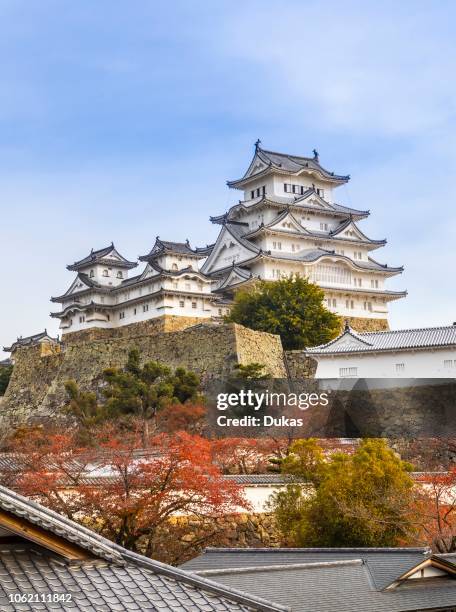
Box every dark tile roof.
[0,544,266,611]
[3,331,59,354]
[307,323,456,354]
[228,146,349,187]
[214,195,370,226]
[67,244,137,271]
[183,548,456,612]
[223,474,305,486]
[139,238,205,261]
[0,486,285,611]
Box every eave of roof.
[139,237,205,261]
[67,244,137,271]
[0,485,287,611]
[215,195,369,224]
[227,146,350,188]
[306,323,456,355]
[51,288,218,317]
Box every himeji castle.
[51,143,406,335]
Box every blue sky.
[1,0,456,355]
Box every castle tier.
[50,144,406,335]
[202,144,406,326]
[50,240,223,334]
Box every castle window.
[107,315,110,321]
[117,271,123,279]
[444,359,454,368]
[134,308,137,315]
[119,311,125,319]
[364,301,372,311]
[89,270,94,278]
[172,263,178,270]
[173,282,178,289]
[191,302,197,309]
[395,363,405,373]
[79,316,85,323]
[284,183,289,193]
[103,269,109,277]
[143,304,149,312]
[339,367,357,377]
[218,308,222,316]
[317,188,325,198]
[371,279,379,288]
[250,190,255,199]
[332,299,337,307]
[354,251,363,260]
[179,300,185,307]
[320,222,329,231]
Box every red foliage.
[7,421,250,554]
[414,468,456,552]
[155,403,206,434]
[211,437,283,474]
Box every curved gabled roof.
[67,244,137,271]
[0,485,285,611]
[139,237,206,261]
[212,193,369,226]
[307,323,456,354]
[227,144,350,188]
[3,330,59,353]
[330,218,386,245]
[50,273,109,303]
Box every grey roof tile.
[182,547,456,611]
[307,323,456,354]
[0,485,285,611]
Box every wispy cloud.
[0,0,455,354]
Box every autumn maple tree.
[414,469,456,552]
[6,421,249,560]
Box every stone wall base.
[153,513,281,565]
[2,323,286,424]
[63,315,212,345]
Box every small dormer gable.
[386,556,456,590]
[331,219,385,246]
[267,210,309,234]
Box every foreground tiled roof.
[183,548,456,612]
[182,547,429,590]
[0,487,285,611]
[307,323,456,354]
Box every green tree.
[63,381,108,442]
[64,349,202,441]
[270,439,417,547]
[102,349,201,423]
[0,365,13,396]
[226,276,340,350]
[233,362,269,380]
